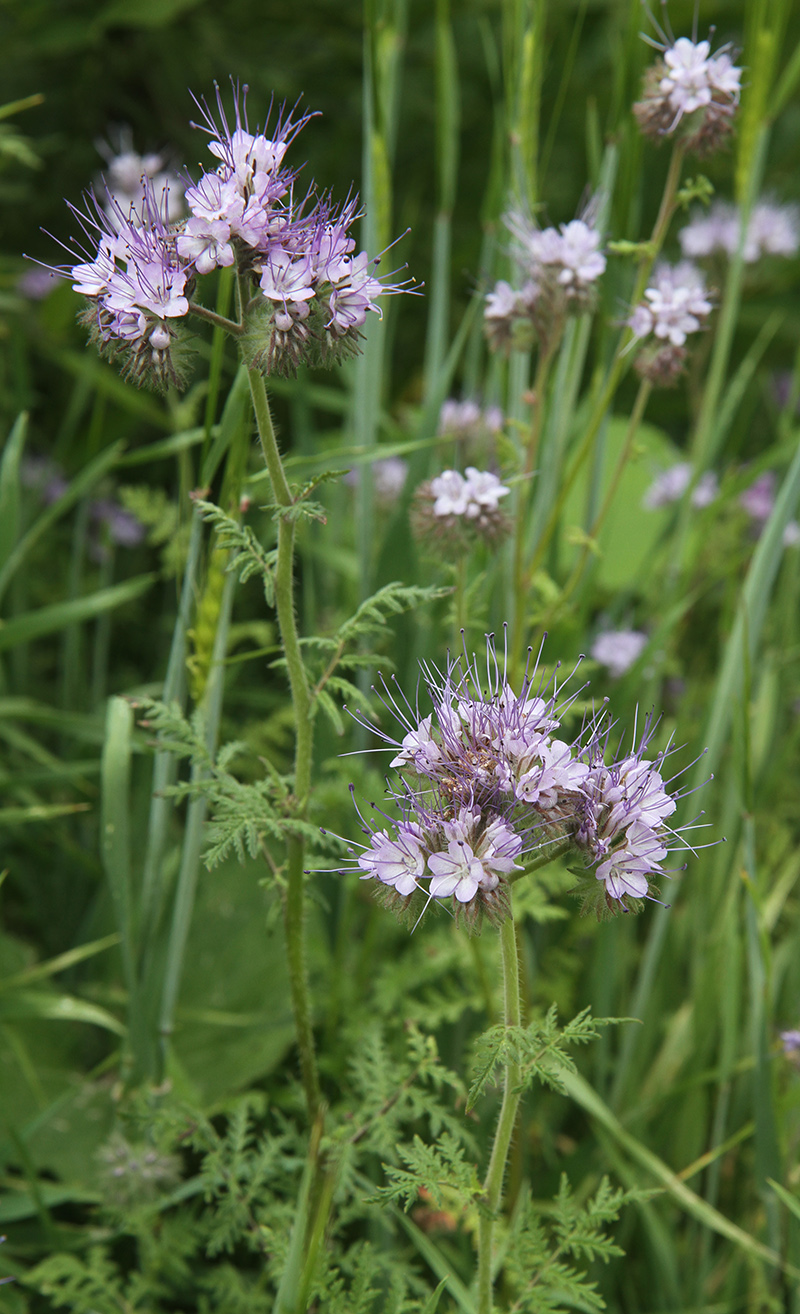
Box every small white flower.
[591,630,648,679]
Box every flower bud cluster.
[484,216,606,355]
[410,468,510,557]
[628,261,712,386]
[37,83,406,390]
[634,35,742,155]
[341,636,694,927]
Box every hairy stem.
[245,361,320,1122]
[477,911,522,1314]
[187,300,245,336]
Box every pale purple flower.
[575,731,681,906]
[485,280,518,320]
[91,499,146,548]
[740,473,775,523]
[463,468,510,515]
[427,809,522,902]
[344,634,697,921]
[629,261,711,347]
[635,30,741,152]
[591,630,648,679]
[555,220,607,289]
[437,398,504,441]
[780,1029,800,1055]
[96,129,185,228]
[431,470,470,517]
[642,463,718,510]
[680,200,800,263]
[358,823,426,896]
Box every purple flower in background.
[643,463,718,510]
[780,1030,800,1055]
[91,499,146,548]
[344,456,408,503]
[740,472,800,547]
[591,630,648,679]
[680,200,800,263]
[629,262,712,348]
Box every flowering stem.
[521,142,685,595]
[244,356,320,1123]
[187,300,245,336]
[477,910,522,1314]
[511,345,554,672]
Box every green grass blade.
[0,933,120,992]
[561,1068,799,1280]
[100,696,135,995]
[0,412,28,571]
[0,573,156,652]
[0,439,124,605]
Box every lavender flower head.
[411,468,510,557]
[628,260,712,386]
[336,634,701,927]
[33,82,411,390]
[591,630,648,679]
[643,463,718,510]
[740,472,800,547]
[679,200,800,264]
[634,21,742,155]
[484,210,606,355]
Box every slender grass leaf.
[0,412,27,569]
[561,1069,800,1280]
[0,574,156,652]
[0,933,121,992]
[101,697,135,994]
[0,802,90,824]
[0,990,125,1035]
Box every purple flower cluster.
[36,83,407,390]
[634,32,741,154]
[340,636,695,926]
[485,214,606,354]
[679,200,800,264]
[628,261,712,386]
[411,468,511,557]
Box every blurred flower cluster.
[411,467,510,556]
[679,199,799,263]
[634,33,742,154]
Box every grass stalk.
[477,910,521,1314]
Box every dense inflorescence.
[339,635,698,928]
[35,82,409,391]
[633,34,742,154]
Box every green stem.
[554,378,652,616]
[478,911,522,1314]
[187,300,244,336]
[511,344,554,672]
[510,836,573,884]
[521,143,684,592]
[244,360,320,1122]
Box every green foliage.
[134,697,321,869]
[504,1178,632,1313]
[375,1131,483,1214]
[195,498,278,605]
[467,1007,610,1112]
